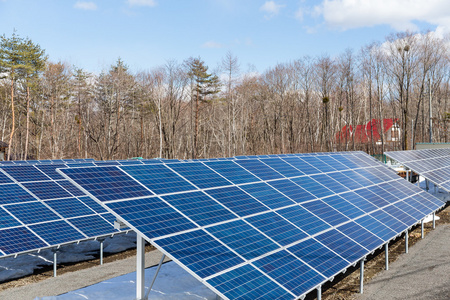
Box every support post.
[426,179,429,191]
[421,220,424,239]
[52,248,59,277]
[405,230,409,254]
[145,254,166,300]
[360,259,364,294]
[317,285,322,300]
[385,243,389,270]
[98,238,105,265]
[406,170,410,182]
[433,212,436,229]
[136,236,145,300]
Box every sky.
[1,0,450,75]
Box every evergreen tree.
[187,57,220,158]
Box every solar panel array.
[385,148,450,192]
[60,152,445,300]
[0,161,123,258]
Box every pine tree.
[187,57,220,158]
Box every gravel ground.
[355,223,450,300]
[0,248,170,300]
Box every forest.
[0,30,449,161]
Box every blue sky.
[1,0,448,74]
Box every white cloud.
[74,1,97,10]
[295,7,304,22]
[127,0,157,7]
[316,0,450,31]
[202,41,224,49]
[260,1,285,19]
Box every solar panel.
[385,148,450,192]
[0,162,123,258]
[59,152,445,299]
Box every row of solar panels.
[60,151,445,300]
[386,148,450,192]
[0,151,372,258]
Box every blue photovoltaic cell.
[282,157,321,175]
[68,215,117,237]
[120,165,197,195]
[277,205,331,235]
[60,166,154,202]
[78,196,108,213]
[246,212,308,246]
[0,184,36,205]
[328,172,363,190]
[315,229,367,263]
[301,200,350,227]
[331,155,361,169]
[0,227,47,254]
[299,156,336,173]
[29,220,85,244]
[167,162,231,189]
[370,210,407,233]
[208,264,292,300]
[354,168,383,184]
[403,197,433,215]
[1,165,49,182]
[316,156,349,171]
[268,179,316,203]
[339,192,378,214]
[22,181,72,200]
[5,202,60,225]
[288,238,349,278]
[337,221,384,251]
[162,191,236,226]
[0,207,21,229]
[204,161,260,184]
[321,195,365,219]
[310,174,349,194]
[35,164,67,180]
[107,197,196,238]
[367,185,399,204]
[254,250,324,296]
[238,182,295,209]
[95,161,121,166]
[44,198,95,218]
[355,188,390,208]
[56,180,86,197]
[205,186,268,217]
[206,220,279,260]
[155,229,244,278]
[0,172,13,184]
[235,159,284,180]
[290,177,333,199]
[383,205,417,227]
[354,215,397,242]
[341,170,374,187]
[261,158,305,177]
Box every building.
[0,141,8,161]
[336,118,401,146]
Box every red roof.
[336,119,397,144]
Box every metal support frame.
[385,243,389,270]
[98,238,105,265]
[421,220,424,239]
[136,236,145,300]
[145,254,166,300]
[406,170,410,182]
[426,179,429,191]
[51,248,59,277]
[433,212,436,229]
[359,259,364,294]
[317,285,322,300]
[405,230,409,253]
